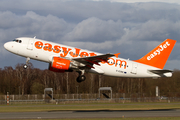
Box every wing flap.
[72,53,115,68]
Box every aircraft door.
[27,39,34,50]
[131,63,137,74]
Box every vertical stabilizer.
[134,39,176,69]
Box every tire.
[76,75,86,83]
[23,64,28,69]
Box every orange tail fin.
[134,39,176,69]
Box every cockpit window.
[13,39,22,43]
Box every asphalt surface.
[0,109,180,119]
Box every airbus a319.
[4,37,176,83]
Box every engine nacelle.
[48,63,65,73]
[49,57,72,72]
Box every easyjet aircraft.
[4,37,176,82]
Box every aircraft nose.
[4,42,12,51]
[4,42,9,50]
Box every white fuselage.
[4,37,172,78]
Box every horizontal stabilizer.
[148,69,172,74]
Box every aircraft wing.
[72,53,115,68]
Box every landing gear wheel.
[76,70,86,83]
[23,57,30,69]
[76,75,86,83]
[23,64,28,69]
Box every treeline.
[0,63,180,97]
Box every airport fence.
[0,93,180,105]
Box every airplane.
[4,37,176,83]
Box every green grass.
[0,102,180,112]
[1,103,180,120]
[10,118,180,120]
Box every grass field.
[1,102,180,112]
[1,102,180,120]
[2,117,180,120]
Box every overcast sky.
[0,0,180,70]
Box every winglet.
[114,53,120,58]
[134,39,176,69]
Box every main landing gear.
[76,70,86,83]
[23,57,30,69]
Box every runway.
[0,109,180,119]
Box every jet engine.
[48,57,72,72]
[49,57,86,82]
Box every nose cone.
[4,41,18,54]
[4,42,9,50]
[4,42,13,52]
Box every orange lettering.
[80,52,89,57]
[116,59,127,69]
[108,58,115,66]
[43,43,52,52]
[89,53,97,56]
[35,41,43,49]
[60,47,72,57]
[70,48,81,57]
[34,42,128,69]
[53,45,61,53]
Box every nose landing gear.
[23,57,30,69]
